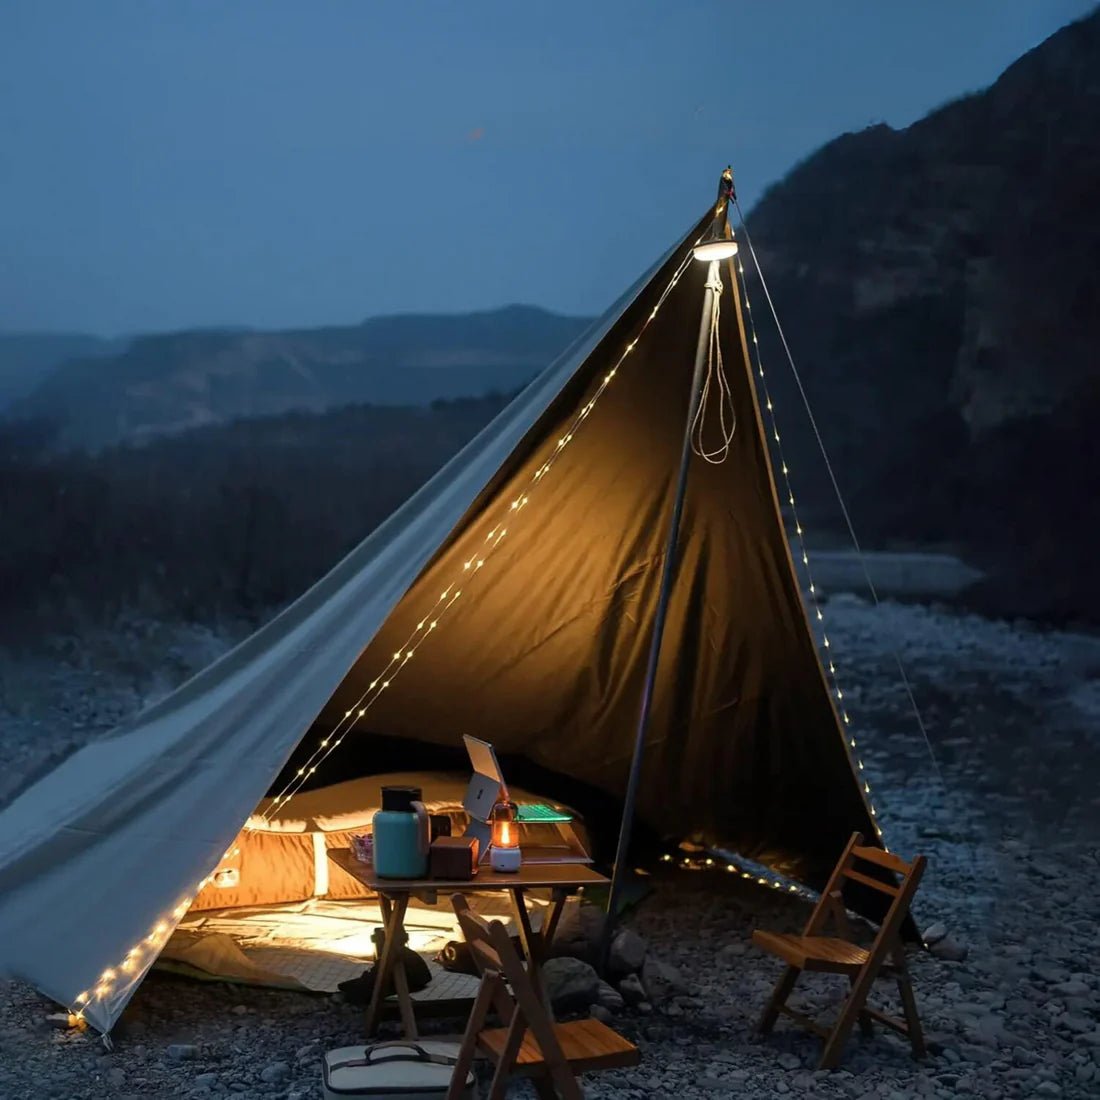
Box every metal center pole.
[600,238,727,967]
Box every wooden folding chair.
[751,832,927,1070]
[446,894,639,1100]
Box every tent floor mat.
[154,896,513,998]
[154,944,480,1004]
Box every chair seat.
[477,1017,640,1074]
[752,930,869,973]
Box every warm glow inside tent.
[0,192,884,1034]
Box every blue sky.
[0,1,1094,335]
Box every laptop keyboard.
[515,803,574,823]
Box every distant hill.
[8,305,589,450]
[0,332,121,410]
[744,7,1100,620]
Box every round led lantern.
[489,798,521,872]
[692,236,738,262]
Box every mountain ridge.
[740,6,1099,617]
[0,332,122,411]
[7,304,590,450]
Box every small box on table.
[429,836,478,879]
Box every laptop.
[460,735,588,864]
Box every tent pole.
[600,205,729,966]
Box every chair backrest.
[804,832,926,948]
[451,894,540,1004]
[451,893,581,1079]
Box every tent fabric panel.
[190,830,325,912]
[308,242,878,889]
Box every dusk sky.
[1,1,1094,336]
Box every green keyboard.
[515,803,574,824]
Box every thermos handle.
[410,800,430,857]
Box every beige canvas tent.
[0,184,883,1034]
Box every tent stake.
[600,189,730,967]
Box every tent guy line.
[735,194,943,800]
[732,250,884,842]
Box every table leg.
[509,887,539,967]
[365,893,417,1039]
[510,887,571,1015]
[392,934,417,1039]
[541,887,569,948]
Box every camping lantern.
[489,798,521,872]
[692,227,738,262]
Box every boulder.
[608,929,647,976]
[589,1004,613,1025]
[541,957,600,1013]
[550,902,607,963]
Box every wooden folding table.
[328,849,608,1038]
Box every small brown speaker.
[429,836,479,880]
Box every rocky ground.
[1,595,1098,1098]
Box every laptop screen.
[463,734,505,789]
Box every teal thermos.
[372,786,430,878]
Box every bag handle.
[329,1041,459,1072]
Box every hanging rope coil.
[690,268,737,464]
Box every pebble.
[618,972,646,1006]
[641,956,687,1005]
[3,601,1100,1098]
[259,1060,289,1083]
[922,921,949,945]
[1054,979,1091,997]
[930,935,970,962]
[167,1043,198,1061]
[595,981,625,1012]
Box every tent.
[0,185,884,1035]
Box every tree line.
[0,395,510,642]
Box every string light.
[733,256,886,845]
[660,848,816,900]
[69,837,249,1022]
[258,244,701,822]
